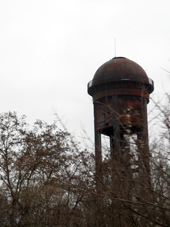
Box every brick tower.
[87,57,154,190]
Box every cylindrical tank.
[87,57,154,189]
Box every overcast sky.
[0,0,170,141]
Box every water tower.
[87,57,154,189]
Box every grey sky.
[0,0,170,140]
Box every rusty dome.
[88,57,154,97]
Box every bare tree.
[1,103,170,227]
[0,112,94,226]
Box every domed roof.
[88,57,154,96]
[92,57,149,86]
